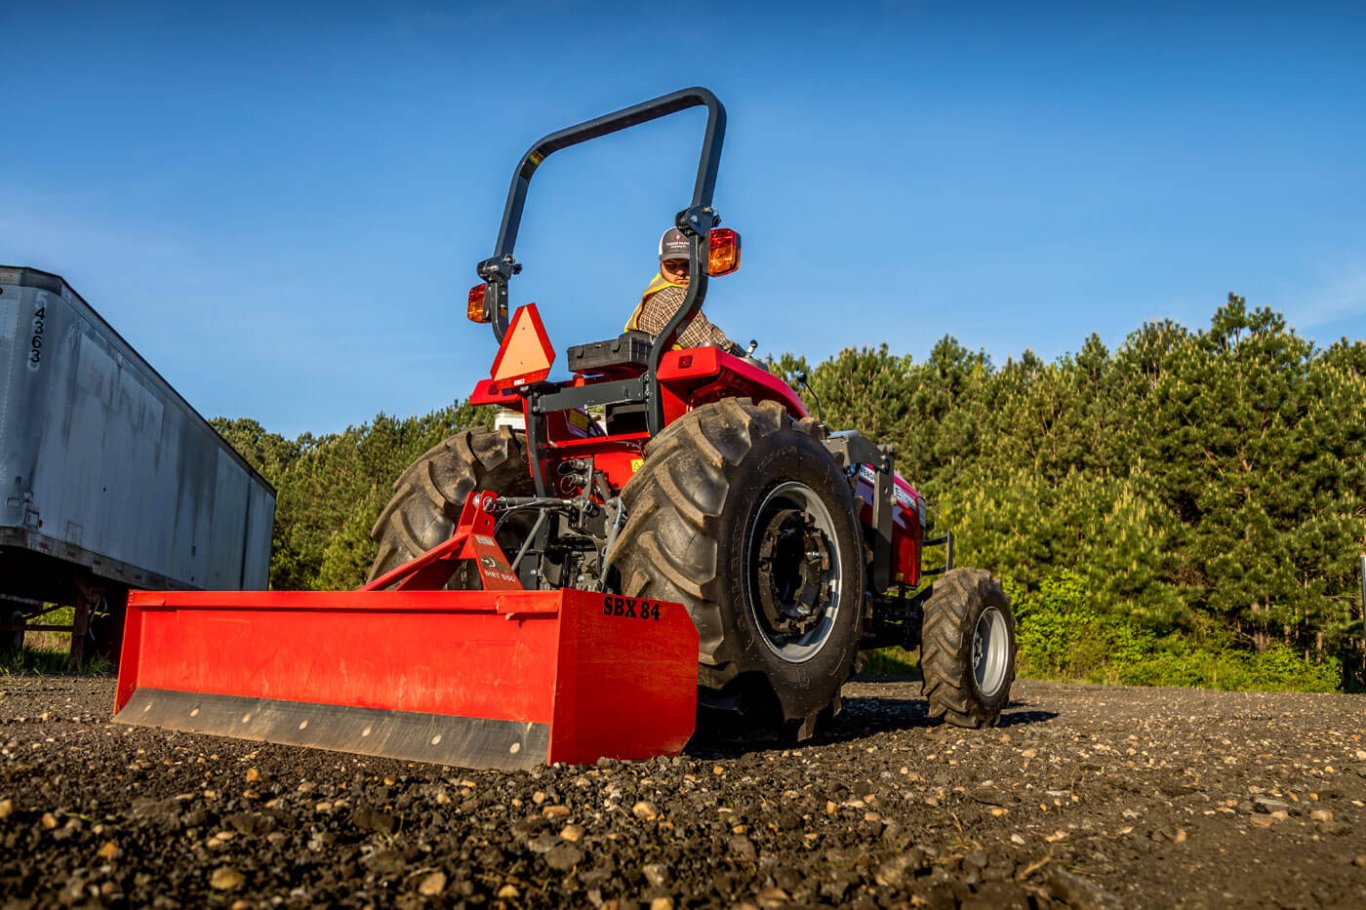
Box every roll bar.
[477,87,728,356]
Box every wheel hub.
[755,508,832,638]
[746,482,843,663]
[972,606,1009,698]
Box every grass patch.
[1,605,113,676]
[858,646,920,677]
[0,649,96,675]
[24,604,75,653]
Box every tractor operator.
[626,227,744,355]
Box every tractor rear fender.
[656,347,806,424]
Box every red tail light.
[707,228,741,276]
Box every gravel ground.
[1,677,1364,909]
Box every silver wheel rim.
[972,606,1009,698]
[745,481,843,663]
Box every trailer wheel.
[612,398,865,740]
[367,427,533,584]
[920,568,1016,727]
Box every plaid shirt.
[633,285,741,354]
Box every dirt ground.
[1,677,1363,909]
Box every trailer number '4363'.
[28,305,46,370]
[602,595,661,621]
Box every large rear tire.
[612,398,865,740]
[367,427,533,584]
[920,567,1016,727]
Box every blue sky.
[4,1,1364,437]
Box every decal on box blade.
[474,534,498,547]
[478,556,519,585]
[601,595,661,621]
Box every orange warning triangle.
[490,303,555,391]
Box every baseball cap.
[658,227,689,262]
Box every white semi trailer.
[0,266,274,660]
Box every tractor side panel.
[855,468,925,587]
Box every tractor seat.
[566,331,654,375]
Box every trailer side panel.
[0,266,274,602]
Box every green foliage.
[941,469,1188,628]
[1009,570,1341,692]
[211,402,491,591]
[314,486,394,591]
[1011,571,1106,678]
[797,293,1365,691]
[1113,645,1341,693]
[801,339,993,488]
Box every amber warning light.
[707,228,741,276]
[467,284,489,323]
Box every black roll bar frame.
[476,87,728,436]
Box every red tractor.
[366,88,1016,740]
[113,88,1015,768]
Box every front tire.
[611,398,865,740]
[920,568,1016,727]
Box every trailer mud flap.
[113,589,698,770]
